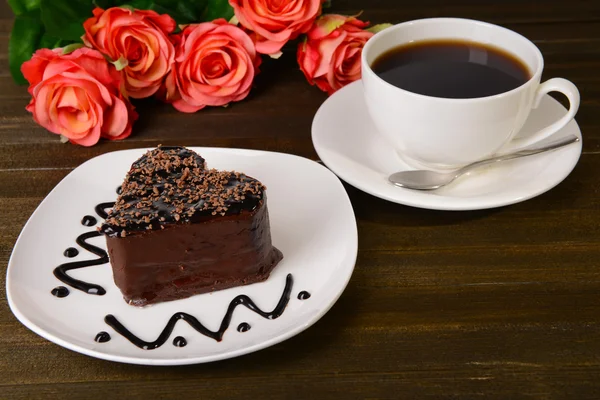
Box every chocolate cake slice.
[100,146,283,306]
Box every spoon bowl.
[389,170,462,190]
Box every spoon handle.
[455,135,580,176]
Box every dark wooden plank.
[2,288,600,397]
[0,140,320,171]
[2,0,600,28]
[4,363,600,400]
[344,0,600,25]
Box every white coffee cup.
[361,18,580,170]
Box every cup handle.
[503,78,580,152]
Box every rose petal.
[102,95,129,137]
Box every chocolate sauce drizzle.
[237,322,251,332]
[105,274,293,350]
[173,336,187,347]
[51,286,69,298]
[298,291,311,300]
[63,247,79,258]
[95,202,115,219]
[81,215,97,226]
[52,201,115,296]
[95,332,111,343]
[53,231,109,295]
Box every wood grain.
[1,0,600,399]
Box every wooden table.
[1,1,599,398]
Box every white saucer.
[6,148,357,365]
[312,80,583,211]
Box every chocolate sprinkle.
[100,146,265,237]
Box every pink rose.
[161,19,261,113]
[229,0,323,55]
[22,47,137,146]
[298,14,386,95]
[83,7,176,99]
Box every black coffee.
[371,39,530,99]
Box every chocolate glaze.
[95,332,111,343]
[237,322,251,332]
[53,231,108,295]
[105,274,293,349]
[298,291,311,300]
[99,147,264,237]
[51,286,69,298]
[63,247,79,258]
[173,336,187,347]
[81,215,97,226]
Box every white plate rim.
[312,80,583,211]
[6,147,358,365]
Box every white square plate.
[7,148,357,365]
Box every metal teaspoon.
[388,134,580,190]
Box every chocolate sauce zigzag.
[53,231,109,295]
[105,274,293,349]
[95,202,116,219]
[52,201,115,296]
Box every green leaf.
[40,0,93,41]
[7,0,41,16]
[97,0,208,24]
[323,0,332,8]
[154,0,209,23]
[8,8,78,85]
[38,33,73,49]
[92,0,118,8]
[93,0,157,8]
[88,0,232,24]
[202,0,234,21]
[150,3,192,24]
[366,23,393,34]
[172,1,201,22]
[9,12,44,85]
[122,0,155,9]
